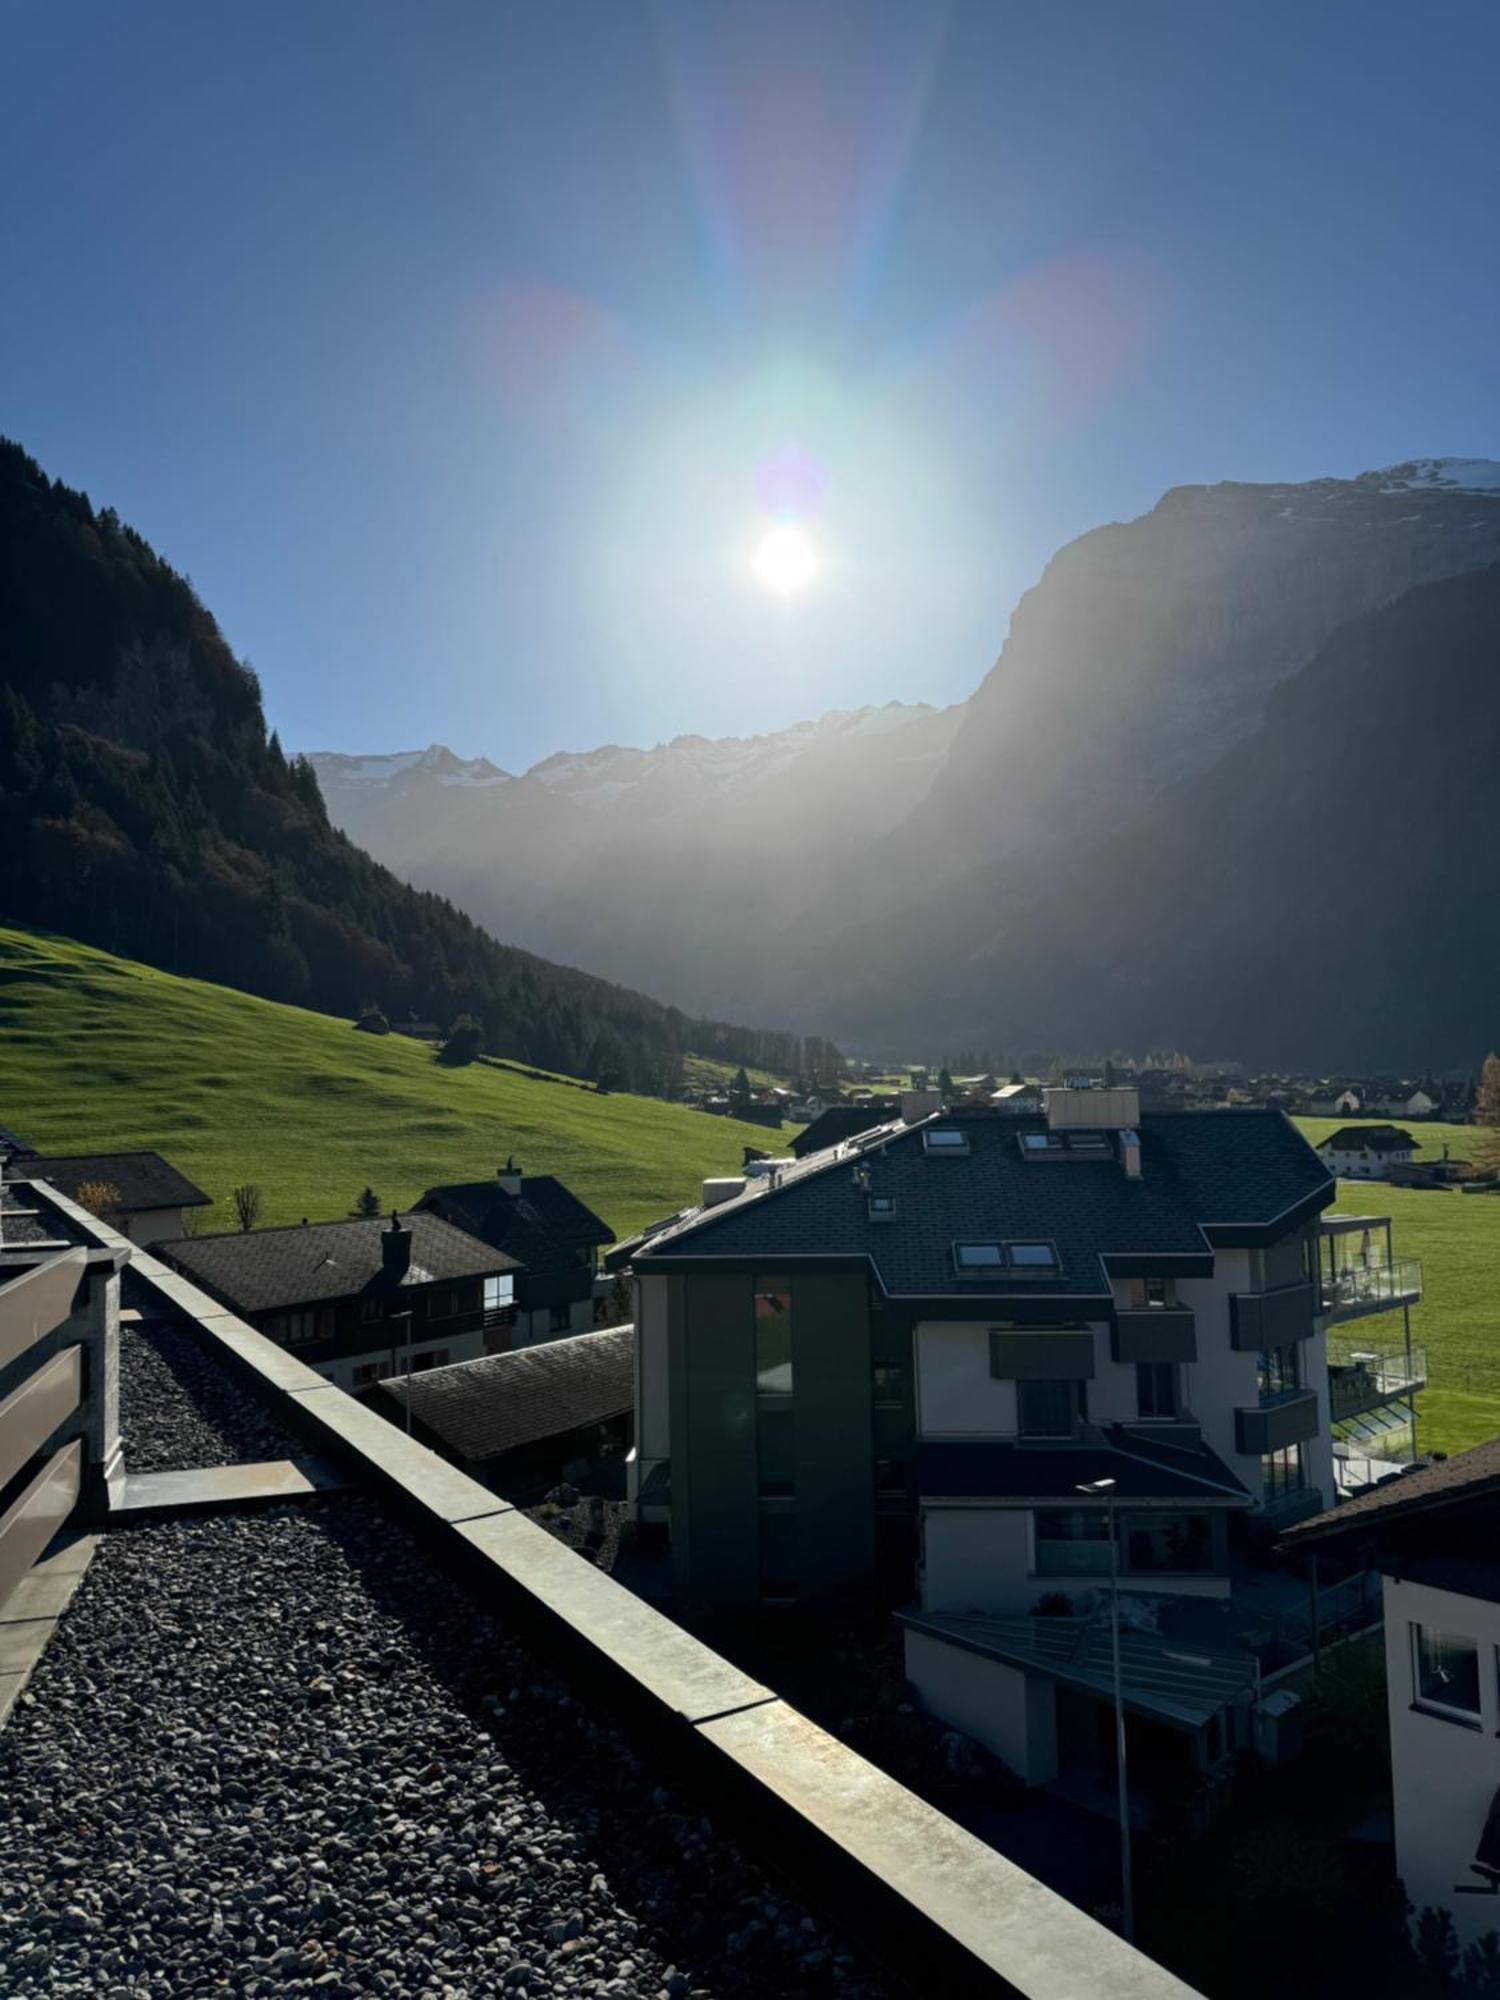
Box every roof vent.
[1045,1086,1141,1132]
[701,1176,746,1209]
[1119,1129,1142,1181]
[497,1157,523,1197]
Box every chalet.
[415,1162,614,1345]
[18,1150,211,1245]
[1316,1125,1417,1181]
[158,1211,518,1390]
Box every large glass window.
[1034,1509,1113,1576]
[483,1274,515,1313]
[1018,1379,1084,1439]
[1261,1443,1306,1502]
[1136,1362,1178,1420]
[1412,1624,1481,1721]
[1122,1511,1213,1574]
[755,1283,794,1497]
[1257,1345,1302,1401]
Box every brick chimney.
[382,1212,412,1278]
[497,1157,523,1197]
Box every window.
[1066,1132,1110,1153]
[1018,1379,1085,1439]
[1021,1132,1064,1154]
[411,1348,450,1373]
[755,1283,794,1496]
[1136,1362,1179,1419]
[1412,1624,1481,1722]
[924,1128,969,1155]
[1261,1443,1306,1502]
[549,1303,571,1334]
[1128,1275,1177,1310]
[273,1309,319,1346]
[954,1241,1005,1272]
[1007,1241,1059,1270]
[867,1194,897,1221]
[872,1365,904,1405]
[483,1274,515,1313]
[1122,1511,1212,1573]
[429,1285,467,1322]
[1034,1508,1113,1576]
[352,1362,385,1389]
[358,1298,383,1325]
[1257,1345,1302,1401]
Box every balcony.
[1111,1306,1197,1365]
[1229,1281,1316,1351]
[1328,1342,1426,1422]
[1320,1258,1423,1324]
[1235,1389,1320,1456]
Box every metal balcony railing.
[1321,1258,1423,1321]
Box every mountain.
[0,438,833,1090]
[850,462,1500,921]
[309,703,963,1016]
[813,563,1500,1069]
[313,462,1500,1056]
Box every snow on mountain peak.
[1370,457,1500,496]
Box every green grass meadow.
[1293,1116,1500,1454]
[0,926,796,1241]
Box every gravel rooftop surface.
[0,1499,893,2000]
[118,1320,301,1470]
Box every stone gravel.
[0,1500,892,1999]
[118,1321,301,1471]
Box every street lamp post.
[1078,1476,1133,1943]
[390,1310,415,1433]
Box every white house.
[1288,1441,1500,1949]
[1316,1125,1417,1181]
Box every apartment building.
[615,1088,1358,1794]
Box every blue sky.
[4,1,1498,770]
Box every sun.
[752,522,819,596]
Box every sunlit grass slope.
[0,927,795,1240]
[1292,1117,1500,1455]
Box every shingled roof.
[18,1151,211,1214]
[159,1213,515,1314]
[1316,1125,1416,1154]
[416,1175,614,1271]
[373,1325,634,1462]
[1285,1434,1500,1545]
[624,1109,1332,1298]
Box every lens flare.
[752,522,818,595]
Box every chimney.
[497,1156,522,1197]
[900,1089,943,1125]
[1119,1129,1143,1180]
[702,1176,747,1209]
[382,1212,412,1278]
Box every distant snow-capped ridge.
[1367,457,1500,496]
[306,744,512,789]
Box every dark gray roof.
[790,1104,897,1158]
[898,1611,1257,1731]
[415,1175,614,1271]
[18,1151,211,1213]
[374,1325,634,1461]
[917,1429,1251,1504]
[629,1110,1332,1297]
[1286,1433,1500,1545]
[159,1214,515,1314]
[1317,1125,1415,1153]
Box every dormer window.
[867,1193,897,1222]
[1021,1132,1063,1154]
[924,1128,969,1155]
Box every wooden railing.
[0,1248,90,1609]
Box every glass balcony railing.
[1321,1258,1423,1320]
[1328,1346,1427,1421]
